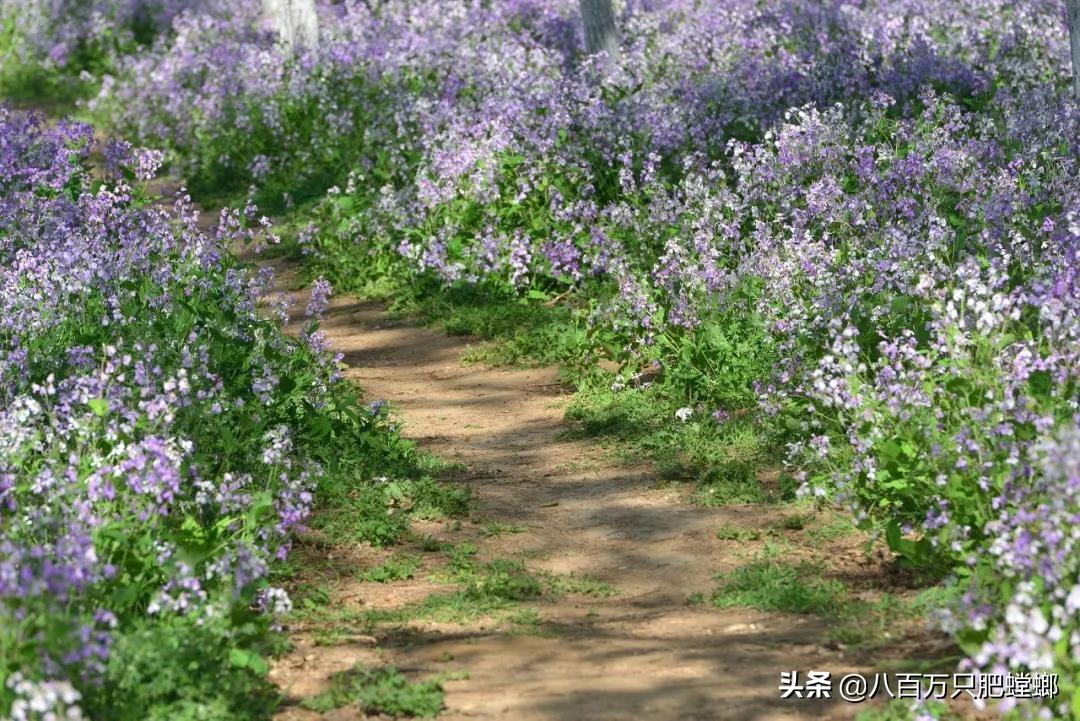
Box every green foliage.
[479,521,526,537]
[313,460,469,548]
[694,460,771,505]
[540,572,616,598]
[82,613,279,721]
[772,513,811,531]
[711,558,846,615]
[566,370,774,475]
[805,516,857,547]
[300,664,445,718]
[354,547,616,629]
[473,559,544,601]
[650,292,774,411]
[361,554,423,583]
[715,524,762,542]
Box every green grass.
[361,554,423,583]
[693,460,771,505]
[314,470,469,548]
[715,524,763,542]
[415,534,456,553]
[709,551,956,658]
[540,572,616,598]
[564,372,794,504]
[805,515,858,547]
[342,547,618,629]
[711,558,846,615]
[479,521,527,538]
[299,664,446,717]
[770,512,812,532]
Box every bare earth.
[254,260,953,721]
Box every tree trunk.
[1068,0,1080,99]
[262,0,319,51]
[579,0,618,58]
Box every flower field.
[1,0,1079,719]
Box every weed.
[805,517,857,547]
[362,555,423,583]
[315,474,469,548]
[475,559,543,601]
[715,524,763,542]
[771,513,812,532]
[416,534,454,553]
[541,572,616,598]
[299,664,445,718]
[508,608,542,627]
[694,460,770,505]
[479,521,527,538]
[711,559,846,615]
[829,593,919,649]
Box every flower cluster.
[0,0,226,70]
[0,108,346,716]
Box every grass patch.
[398,286,593,374]
[479,521,526,538]
[314,473,470,548]
[541,572,616,598]
[299,664,446,717]
[565,373,790,503]
[361,554,423,583]
[715,524,763,542]
[710,553,954,656]
[769,512,812,532]
[805,516,858,547]
[415,534,455,553]
[711,558,846,615]
[830,585,958,651]
[354,547,616,628]
[694,460,771,505]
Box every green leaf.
[87,398,109,416]
[229,648,268,675]
[884,521,902,551]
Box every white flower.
[674,407,693,422]
[1066,586,1080,614]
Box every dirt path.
[255,261,914,721]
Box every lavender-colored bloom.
[305,277,332,319]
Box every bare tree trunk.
[262,0,319,51]
[1068,0,1080,99]
[579,0,618,58]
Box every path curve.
[255,259,896,721]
